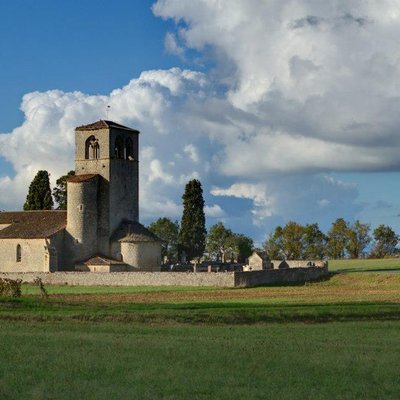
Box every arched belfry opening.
[85,135,100,159]
[125,137,134,160]
[115,135,124,159]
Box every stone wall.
[0,238,48,272]
[234,266,329,287]
[270,260,327,269]
[0,266,328,288]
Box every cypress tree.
[23,170,54,210]
[178,179,207,260]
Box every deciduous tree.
[327,218,349,259]
[206,222,234,262]
[148,217,179,261]
[281,221,305,259]
[346,220,371,259]
[303,223,327,259]
[52,170,75,210]
[372,225,398,258]
[232,233,254,262]
[264,226,284,259]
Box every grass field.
[0,320,399,400]
[1,271,399,399]
[329,257,400,271]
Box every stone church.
[0,120,162,272]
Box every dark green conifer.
[23,170,53,210]
[178,179,206,260]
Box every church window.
[85,136,100,159]
[115,136,124,159]
[16,244,21,262]
[125,137,134,160]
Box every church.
[0,120,162,272]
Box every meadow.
[0,259,399,399]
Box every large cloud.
[154,0,400,174]
[2,0,399,238]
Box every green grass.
[0,320,399,399]
[1,273,399,399]
[20,283,217,296]
[329,257,400,271]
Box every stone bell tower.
[66,120,139,259]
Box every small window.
[115,136,124,159]
[79,204,84,212]
[16,244,21,262]
[125,137,134,160]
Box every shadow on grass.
[1,296,399,325]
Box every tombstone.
[278,260,289,269]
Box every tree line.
[22,171,399,261]
[265,219,399,260]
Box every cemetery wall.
[0,266,328,288]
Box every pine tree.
[178,179,207,260]
[23,170,54,210]
[52,170,75,210]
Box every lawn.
[0,272,399,399]
[329,257,400,271]
[0,320,399,400]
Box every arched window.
[125,137,134,160]
[115,136,124,159]
[93,142,100,159]
[85,136,100,159]
[16,244,21,262]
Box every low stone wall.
[0,266,329,288]
[234,266,329,287]
[0,271,235,288]
[270,260,327,269]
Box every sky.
[1,0,400,245]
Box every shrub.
[0,278,22,298]
[33,277,48,299]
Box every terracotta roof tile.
[68,174,99,183]
[75,120,139,133]
[81,255,126,266]
[0,211,66,239]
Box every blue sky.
[1,0,400,245]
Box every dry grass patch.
[47,273,400,305]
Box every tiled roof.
[75,120,139,133]
[0,211,67,239]
[81,255,126,266]
[111,220,162,243]
[68,174,98,183]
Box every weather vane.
[106,105,111,119]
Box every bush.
[33,277,48,299]
[0,278,22,298]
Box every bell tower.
[68,120,139,256]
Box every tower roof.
[75,120,139,133]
